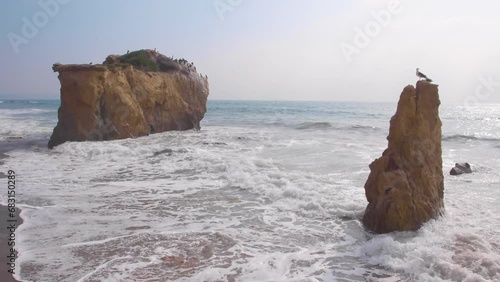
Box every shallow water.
[0,100,499,281]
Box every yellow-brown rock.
[362,81,444,233]
[48,50,209,148]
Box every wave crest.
[295,122,380,132]
[443,134,500,142]
[295,122,333,130]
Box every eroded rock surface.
[48,49,209,148]
[363,81,444,233]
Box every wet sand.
[0,204,22,282]
[0,149,22,281]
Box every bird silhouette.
[416,68,432,82]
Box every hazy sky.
[1,0,500,104]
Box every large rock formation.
[48,49,209,148]
[363,81,444,233]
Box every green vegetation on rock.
[100,49,200,74]
[119,50,159,72]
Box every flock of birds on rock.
[93,51,427,83]
[166,56,207,79]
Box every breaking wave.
[295,121,333,130]
[294,122,381,133]
[443,134,500,142]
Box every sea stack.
[362,81,444,233]
[48,49,209,148]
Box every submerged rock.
[450,162,472,175]
[48,49,209,148]
[152,148,174,157]
[362,81,444,233]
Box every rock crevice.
[362,81,444,233]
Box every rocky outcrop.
[48,50,209,148]
[362,81,444,233]
[450,163,472,175]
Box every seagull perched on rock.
[416,68,432,82]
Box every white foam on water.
[358,220,500,281]
[357,156,500,282]
[0,108,56,140]
[4,103,500,281]
[0,108,55,115]
[6,127,388,281]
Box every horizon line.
[1,97,499,105]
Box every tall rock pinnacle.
[362,81,444,233]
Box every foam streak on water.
[0,100,499,281]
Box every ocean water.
[0,99,499,282]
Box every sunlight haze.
[1,0,499,103]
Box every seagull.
[416,68,432,82]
